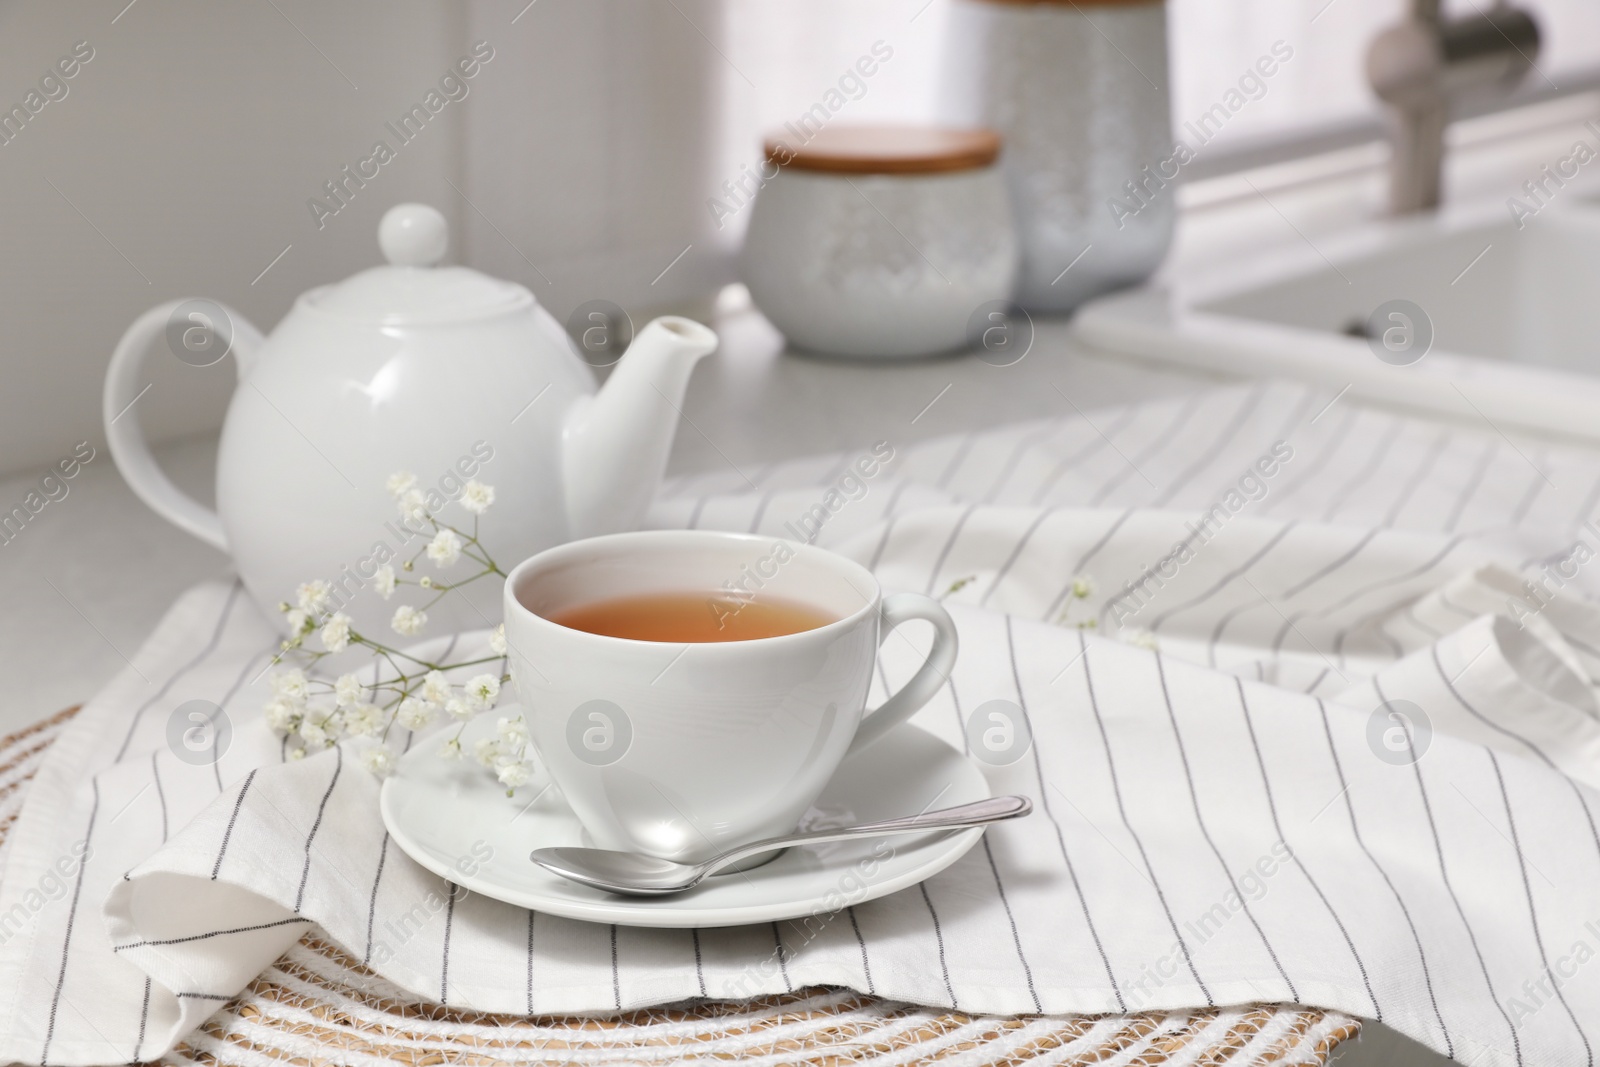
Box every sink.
[1075,187,1600,443]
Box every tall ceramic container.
[944,0,1173,314]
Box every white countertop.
[0,307,1209,737]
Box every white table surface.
[0,306,1210,737]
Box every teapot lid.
[303,203,532,324]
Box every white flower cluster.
[264,653,508,768]
[274,473,503,651]
[388,471,496,525]
[464,713,536,793]
[381,470,496,637]
[261,472,519,789]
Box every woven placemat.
[1,709,1361,1066]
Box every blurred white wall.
[0,0,728,481]
[461,0,729,322]
[708,0,952,252]
[0,1,465,477]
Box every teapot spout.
[563,316,718,538]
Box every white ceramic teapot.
[105,203,718,638]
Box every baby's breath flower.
[373,565,397,600]
[334,673,364,707]
[426,529,462,568]
[421,670,452,705]
[391,604,427,637]
[263,698,297,732]
[397,698,435,731]
[1072,575,1095,599]
[386,471,418,498]
[296,580,332,614]
[320,612,353,654]
[473,737,502,768]
[465,673,500,707]
[274,472,514,783]
[340,703,385,738]
[398,488,429,523]
[362,747,395,778]
[1122,627,1158,651]
[460,480,496,515]
[497,762,532,789]
[271,669,309,706]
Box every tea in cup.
[502,530,958,865]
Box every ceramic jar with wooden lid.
[944,0,1173,314]
[741,125,1018,360]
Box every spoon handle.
[707,795,1031,877]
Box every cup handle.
[847,592,959,756]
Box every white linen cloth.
[3,380,1600,1065]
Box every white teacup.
[502,530,958,865]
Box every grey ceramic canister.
[741,126,1018,360]
[944,0,1174,314]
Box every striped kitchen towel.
[3,380,1599,1066]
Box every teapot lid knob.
[379,203,448,267]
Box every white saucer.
[380,706,991,928]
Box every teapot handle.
[104,299,266,552]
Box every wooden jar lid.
[765,125,1002,175]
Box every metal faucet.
[1366,0,1540,213]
